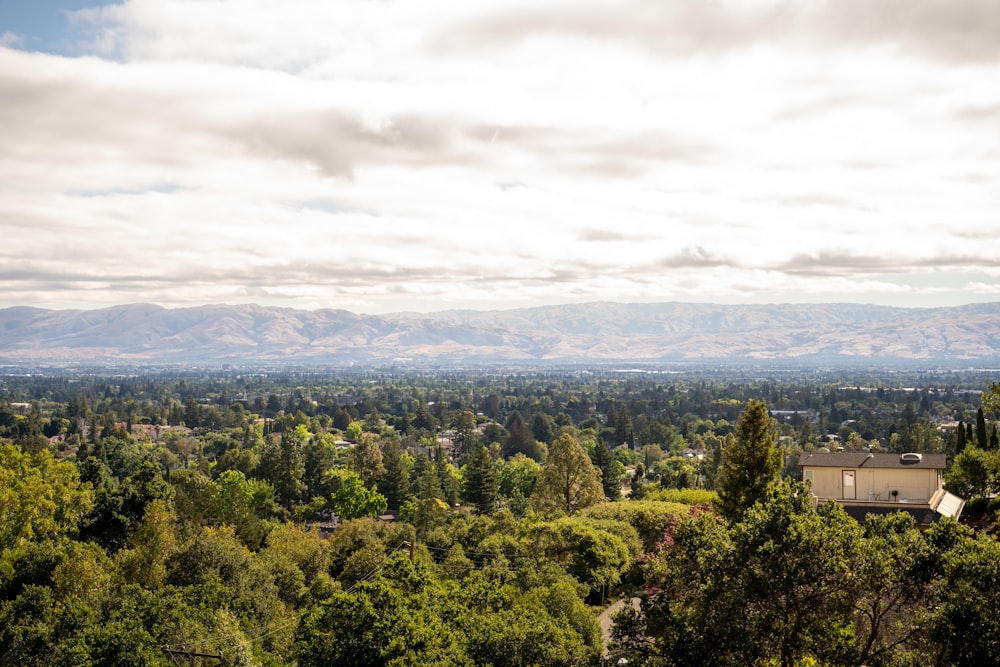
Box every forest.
[2,366,1000,666]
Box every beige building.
[798,451,946,503]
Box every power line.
[164,647,222,666]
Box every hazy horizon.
[3,298,1000,318]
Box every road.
[598,596,641,658]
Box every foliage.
[531,434,605,515]
[642,486,718,506]
[3,369,1000,664]
[462,445,499,515]
[945,445,997,498]
[579,500,692,552]
[716,399,781,522]
[0,446,93,552]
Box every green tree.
[945,446,995,498]
[349,433,386,488]
[613,482,862,667]
[982,382,1000,414]
[531,411,556,444]
[531,433,604,515]
[717,399,781,522]
[0,446,93,552]
[462,445,499,515]
[452,410,478,458]
[327,469,388,520]
[378,439,411,511]
[592,440,623,500]
[259,431,306,510]
[503,411,543,461]
[976,407,988,450]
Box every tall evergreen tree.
[379,439,411,510]
[976,408,988,450]
[416,456,443,501]
[592,440,622,500]
[502,411,542,461]
[991,424,999,452]
[462,445,499,515]
[717,399,781,522]
[955,420,967,455]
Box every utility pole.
[164,647,222,666]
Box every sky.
[1,0,998,314]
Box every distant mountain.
[0,302,998,365]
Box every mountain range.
[0,302,998,365]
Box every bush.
[643,487,718,506]
[579,500,692,552]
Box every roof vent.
[900,452,922,463]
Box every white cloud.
[0,32,22,48]
[0,0,998,313]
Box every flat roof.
[799,451,946,470]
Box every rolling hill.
[0,302,998,365]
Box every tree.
[258,431,306,511]
[956,420,967,454]
[326,469,388,520]
[0,446,93,551]
[452,410,478,458]
[463,445,499,515]
[349,433,385,488]
[302,435,335,499]
[378,439,411,511]
[717,399,781,522]
[530,411,556,444]
[982,382,1000,415]
[612,482,864,667]
[974,407,989,451]
[531,433,604,515]
[945,447,995,499]
[592,440,622,501]
[503,411,543,461]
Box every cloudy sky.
[1,0,998,314]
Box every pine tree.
[592,440,622,500]
[379,439,411,510]
[991,424,999,452]
[462,445,499,514]
[718,399,781,522]
[416,456,443,501]
[977,408,988,450]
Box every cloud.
[435,0,1000,63]
[774,251,1000,278]
[0,2,997,313]
[0,33,22,48]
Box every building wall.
[804,466,941,502]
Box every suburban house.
[798,451,963,524]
